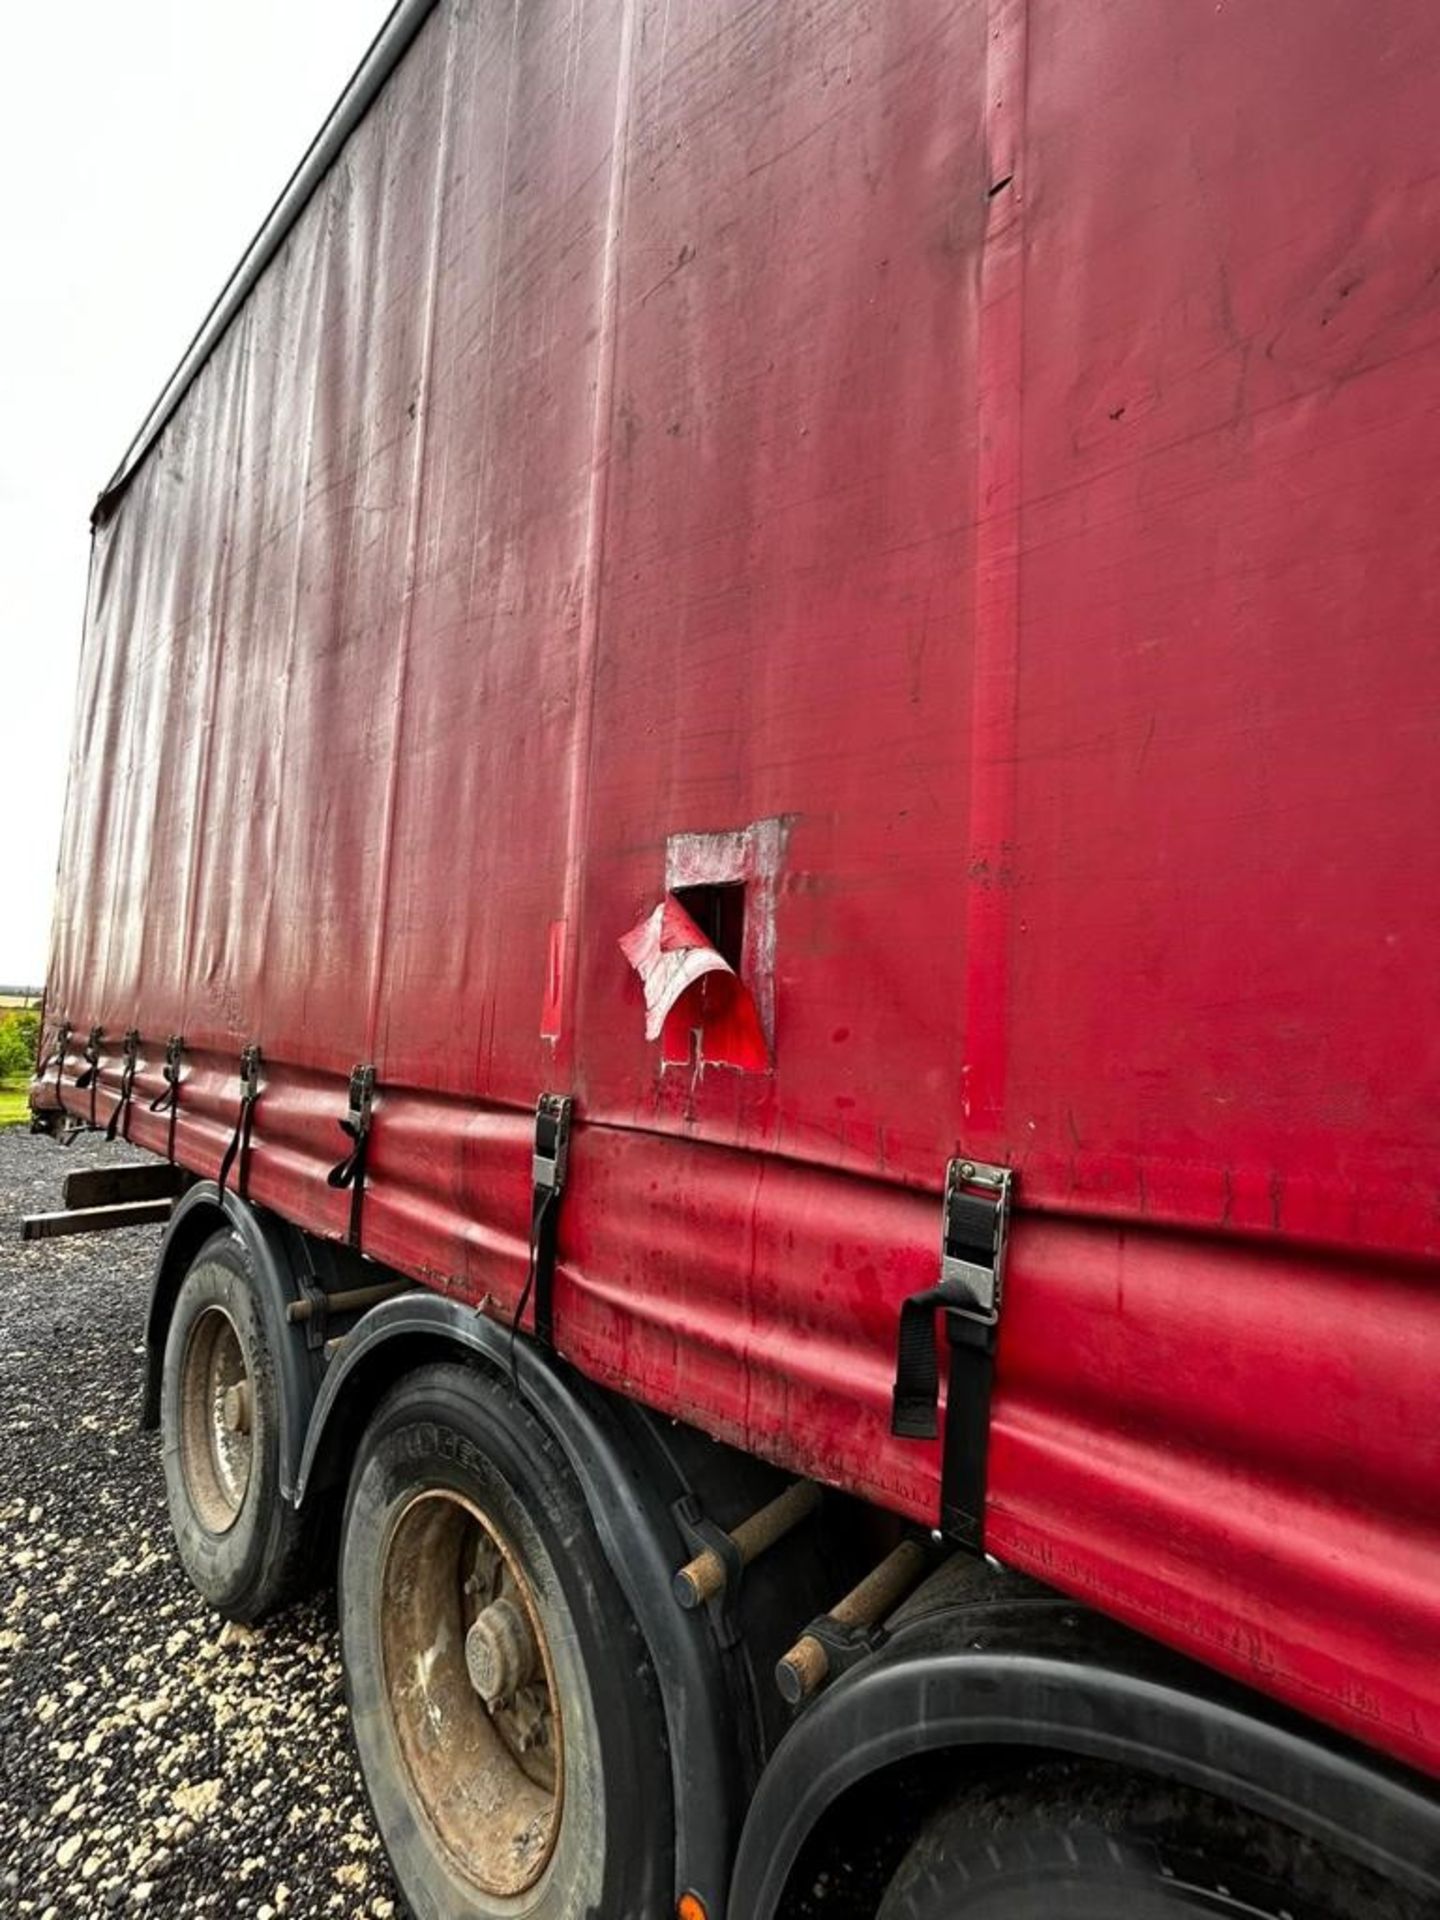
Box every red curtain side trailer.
[31,0,1440,1914]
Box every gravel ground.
[0,1126,399,1920]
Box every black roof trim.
[93,0,440,525]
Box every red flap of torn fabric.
[619,895,769,1070]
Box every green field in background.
[0,1079,30,1127]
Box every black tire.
[159,1227,319,1621]
[879,1823,1293,1918]
[877,1769,1412,1920]
[338,1361,674,1920]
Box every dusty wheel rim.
[178,1301,254,1534]
[379,1489,564,1899]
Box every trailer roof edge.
[92,0,441,527]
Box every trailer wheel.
[877,1771,1389,1919]
[338,1361,672,1920]
[159,1229,316,1621]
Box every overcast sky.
[0,1,388,984]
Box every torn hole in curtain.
[619,893,769,1071]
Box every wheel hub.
[222,1379,252,1434]
[465,1595,538,1707]
[379,1490,563,1899]
[178,1301,255,1534]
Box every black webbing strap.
[106,1031,141,1142]
[327,1065,376,1249]
[75,1025,104,1132]
[148,1035,185,1162]
[50,1022,72,1107]
[891,1159,1013,1553]
[531,1094,573,1347]
[937,1312,1000,1550]
[892,1283,950,1440]
[509,1094,574,1372]
[46,1020,76,1144]
[217,1045,262,1201]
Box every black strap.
[50,1023,72,1105]
[47,1022,80,1145]
[509,1094,573,1378]
[106,1031,141,1142]
[938,1313,999,1551]
[531,1095,572,1347]
[891,1288,1000,1554]
[148,1035,185,1162]
[75,1026,104,1132]
[327,1065,376,1249]
[892,1283,950,1439]
[891,1159,1012,1553]
[509,1188,556,1388]
[217,1045,262,1201]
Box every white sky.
[0,1,388,985]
